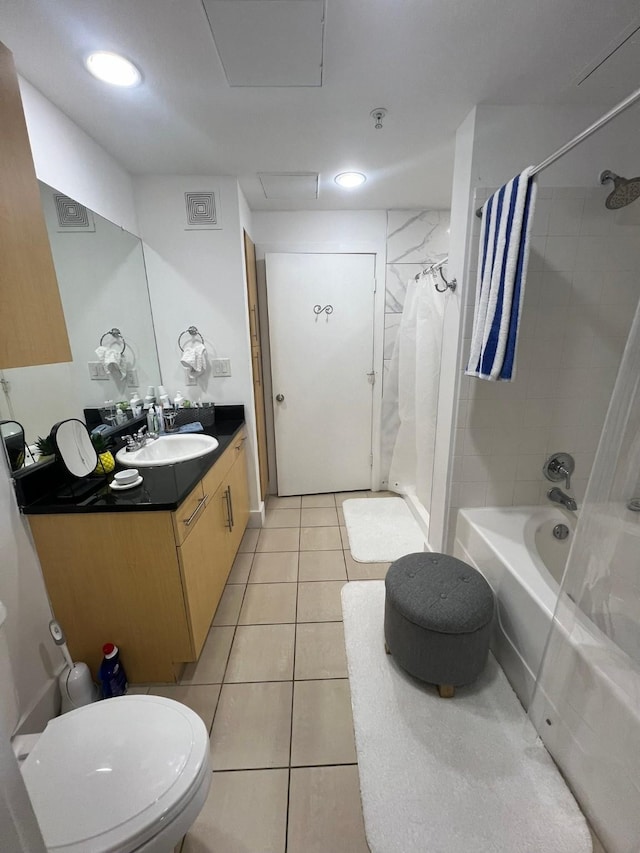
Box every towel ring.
[99,328,126,354]
[178,326,205,352]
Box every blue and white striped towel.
[466,167,537,381]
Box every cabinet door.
[177,484,231,657]
[227,440,250,557]
[0,41,71,368]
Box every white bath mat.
[342,498,425,562]
[341,581,592,853]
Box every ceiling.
[1,0,639,211]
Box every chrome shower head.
[600,170,640,209]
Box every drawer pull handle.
[228,484,234,529]
[235,436,247,451]
[224,487,233,531]
[184,495,208,526]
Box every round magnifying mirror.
[51,419,98,478]
[0,420,26,472]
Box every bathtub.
[453,505,574,705]
[454,504,640,853]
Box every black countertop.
[23,408,245,516]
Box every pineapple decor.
[35,435,55,463]
[91,433,115,476]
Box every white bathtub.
[453,504,640,853]
[453,505,574,705]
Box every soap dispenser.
[147,404,158,433]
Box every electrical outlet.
[88,362,109,380]
[184,369,197,386]
[126,368,139,387]
[212,358,231,377]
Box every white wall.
[19,77,138,235]
[251,210,387,492]
[0,80,140,729]
[134,176,261,509]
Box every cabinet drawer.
[172,481,205,545]
[202,428,247,501]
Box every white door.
[265,252,376,496]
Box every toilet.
[0,603,211,852]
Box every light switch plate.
[212,358,231,377]
[88,362,109,380]
[126,368,139,387]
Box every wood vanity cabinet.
[0,40,71,368]
[28,429,250,683]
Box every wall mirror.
[0,420,27,473]
[0,183,162,459]
[51,419,98,479]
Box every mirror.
[0,183,162,455]
[51,419,98,479]
[0,420,27,473]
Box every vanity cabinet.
[28,429,249,682]
[0,40,71,368]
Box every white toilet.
[0,603,211,852]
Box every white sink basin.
[116,434,219,468]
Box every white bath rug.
[341,581,592,853]
[342,498,425,562]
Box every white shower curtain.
[387,273,445,515]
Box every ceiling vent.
[259,173,319,200]
[202,0,324,87]
[54,194,95,232]
[184,191,222,230]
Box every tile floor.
[133,491,393,853]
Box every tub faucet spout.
[547,487,577,512]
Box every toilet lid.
[22,695,209,853]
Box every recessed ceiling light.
[335,172,366,188]
[85,51,142,87]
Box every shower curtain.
[387,272,445,515]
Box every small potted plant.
[91,433,115,476]
[35,435,55,463]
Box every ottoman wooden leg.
[384,641,391,655]
[438,684,455,699]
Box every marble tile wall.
[380,210,451,486]
[451,186,640,510]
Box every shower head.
[600,170,640,209]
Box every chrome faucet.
[547,487,577,512]
[125,426,157,452]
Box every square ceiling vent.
[259,173,319,200]
[202,0,324,87]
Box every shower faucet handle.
[543,452,575,490]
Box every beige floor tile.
[257,527,300,552]
[369,490,397,498]
[297,581,345,622]
[300,526,342,551]
[249,551,298,584]
[210,682,292,770]
[180,626,235,685]
[183,769,288,853]
[340,525,350,548]
[301,493,336,508]
[227,552,253,584]
[295,622,348,680]
[301,507,339,527]
[148,684,221,730]
[344,550,391,580]
[288,765,368,853]
[337,506,345,526]
[291,679,356,766]
[225,624,295,682]
[334,491,371,506]
[298,550,346,582]
[263,508,301,528]
[238,528,260,553]
[239,583,297,624]
[126,685,149,695]
[267,495,302,509]
[212,585,246,626]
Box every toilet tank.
[0,602,20,738]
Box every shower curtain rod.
[476,84,640,217]
[415,257,457,293]
[415,256,449,281]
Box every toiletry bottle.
[98,643,127,699]
[174,392,184,408]
[147,404,157,433]
[130,394,142,417]
[156,404,164,434]
[144,387,155,410]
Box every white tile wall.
[380,210,450,486]
[452,186,640,509]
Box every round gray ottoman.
[384,552,494,698]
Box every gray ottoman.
[384,552,494,698]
